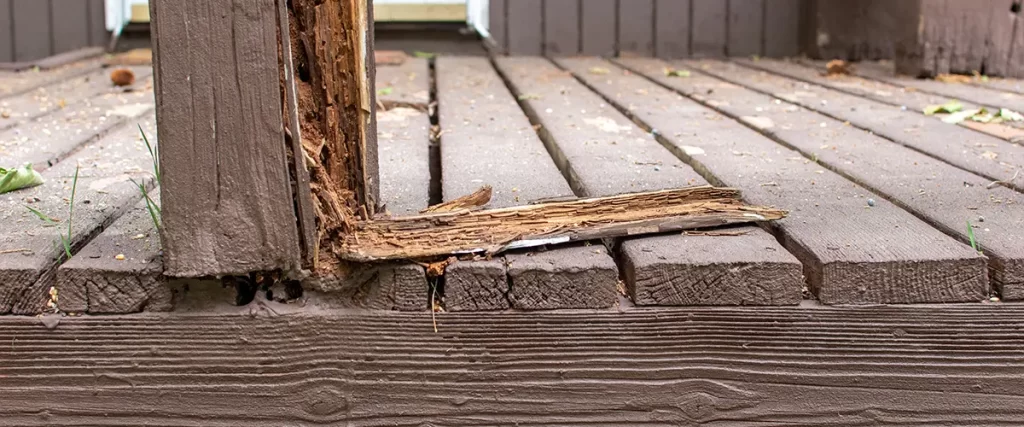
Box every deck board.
[0,117,157,314]
[0,66,152,132]
[679,60,1024,193]
[606,57,988,305]
[56,190,166,314]
[0,77,155,169]
[374,58,429,109]
[498,57,802,306]
[0,59,103,99]
[647,59,1024,300]
[3,305,1024,425]
[736,58,1024,145]
[435,57,616,310]
[856,60,1024,113]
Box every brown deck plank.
[680,59,1024,192]
[762,0,801,57]
[0,0,11,62]
[11,0,52,62]
[0,76,154,170]
[506,0,542,55]
[0,118,158,315]
[654,0,690,58]
[56,190,167,314]
[436,56,615,310]
[0,58,103,99]
[4,306,1024,424]
[580,0,616,57]
[487,0,506,54]
[606,57,988,305]
[50,0,92,55]
[646,58,1024,300]
[691,0,728,57]
[617,0,655,57]
[374,58,429,109]
[736,58,1024,145]
[543,0,580,56]
[498,57,802,306]
[0,66,153,132]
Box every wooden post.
[151,0,377,278]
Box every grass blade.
[60,166,80,259]
[24,205,57,223]
[131,178,161,231]
[967,220,981,254]
[138,125,159,182]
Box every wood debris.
[110,68,135,87]
[104,48,152,66]
[935,73,972,84]
[420,186,492,214]
[338,186,787,261]
[825,59,851,76]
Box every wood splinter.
[340,185,786,262]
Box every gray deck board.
[375,58,429,109]
[499,56,802,306]
[656,58,1024,300]
[856,60,1024,113]
[608,57,988,305]
[436,56,616,310]
[0,58,103,99]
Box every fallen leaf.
[376,87,394,96]
[935,73,972,84]
[999,108,1024,122]
[942,108,981,124]
[413,51,436,59]
[0,164,44,194]
[825,59,850,76]
[517,93,542,100]
[664,68,691,78]
[923,100,963,115]
[588,67,610,75]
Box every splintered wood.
[339,186,786,261]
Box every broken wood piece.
[420,186,492,214]
[103,48,153,66]
[338,186,786,261]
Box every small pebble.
[978,216,985,222]
[115,254,126,261]
[653,166,661,171]
[990,296,1001,303]
[900,105,908,111]
[867,198,876,207]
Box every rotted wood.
[338,186,786,262]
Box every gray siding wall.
[0,0,107,63]
[489,0,804,58]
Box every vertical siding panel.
[507,0,542,55]
[488,0,507,54]
[618,0,654,56]
[11,0,53,61]
[983,0,1015,76]
[655,0,690,58]
[50,0,90,53]
[544,0,579,56]
[763,0,802,57]
[727,0,764,56]
[0,0,13,62]
[691,0,727,57]
[88,0,107,47]
[581,0,616,56]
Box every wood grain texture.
[487,0,507,54]
[762,0,801,57]
[580,0,616,57]
[543,0,579,56]
[738,58,1024,145]
[501,56,802,306]
[0,119,158,314]
[49,0,90,54]
[11,0,52,62]
[692,59,1024,300]
[617,0,654,57]
[5,305,1024,425]
[506,0,542,55]
[611,57,989,305]
[691,0,728,57]
[727,0,764,57]
[0,71,153,170]
[151,0,301,277]
[0,0,13,62]
[655,0,690,59]
[57,191,168,314]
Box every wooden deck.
[3,55,1024,424]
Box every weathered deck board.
[855,60,1024,114]
[660,59,1024,300]
[617,0,655,57]
[152,0,300,277]
[609,57,989,305]
[499,56,802,306]
[374,58,429,109]
[0,58,102,99]
[56,190,167,314]
[727,0,764,57]
[4,305,1024,425]
[543,0,579,56]
[680,60,1024,193]
[0,66,152,132]
[436,56,613,310]
[580,0,616,57]
[736,58,1024,144]
[0,77,154,170]
[0,118,157,315]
